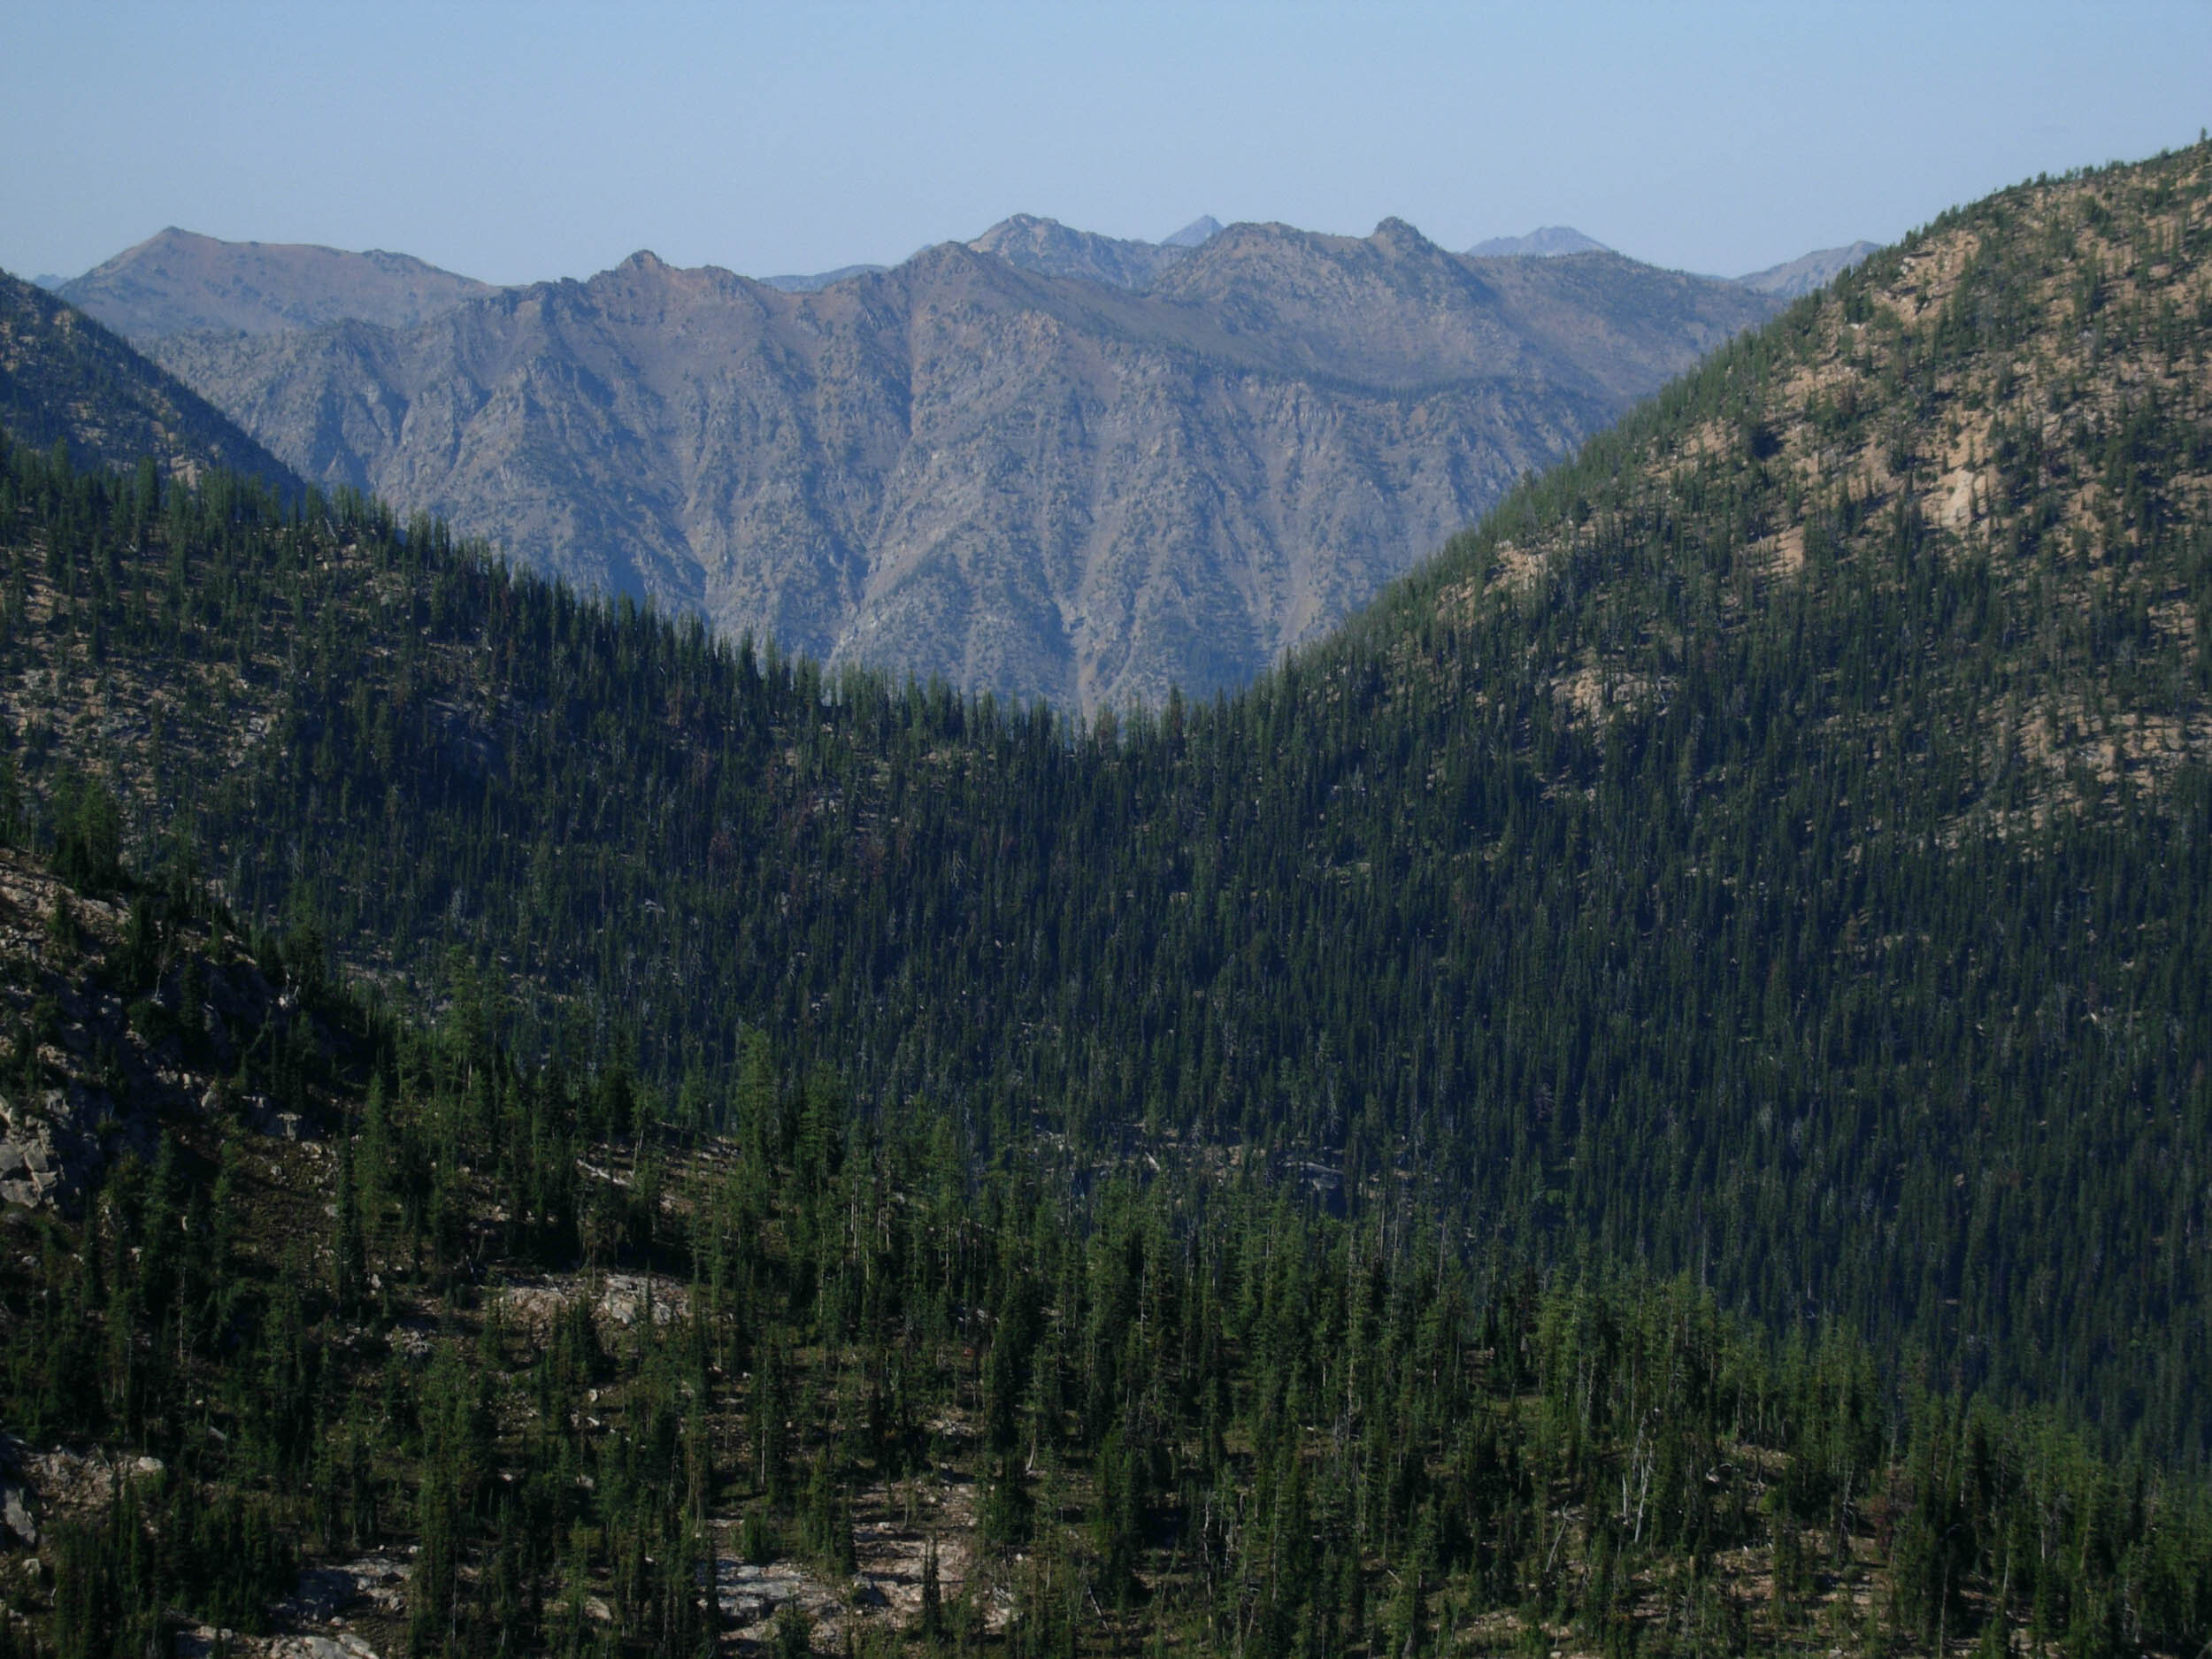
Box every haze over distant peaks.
[1161,215,1224,248]
[768,214,1223,293]
[55,227,498,340]
[758,263,889,293]
[1465,225,1612,257]
[1733,240,1881,297]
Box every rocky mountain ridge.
[145,218,1778,710]
[962,212,1199,289]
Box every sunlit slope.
[1356,145,2212,819]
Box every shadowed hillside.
[0,270,297,490]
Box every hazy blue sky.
[5,2,2208,287]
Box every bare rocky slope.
[150,219,1778,710]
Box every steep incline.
[0,270,297,490]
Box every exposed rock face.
[1734,240,1881,297]
[150,220,1779,710]
[0,1479,35,1547]
[55,228,498,340]
[0,1084,130,1213]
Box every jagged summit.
[963,212,1193,289]
[1370,215,1433,250]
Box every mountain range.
[1456,227,1878,296]
[103,217,1776,710]
[38,216,1878,711]
[4,146,2208,1440]
[0,141,2208,1658]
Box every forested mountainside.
[54,229,499,342]
[0,856,2197,1658]
[144,219,1777,712]
[0,272,297,492]
[0,141,2209,1655]
[0,142,2209,1464]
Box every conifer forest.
[0,141,2208,1658]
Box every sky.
[4,2,2209,288]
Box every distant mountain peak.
[1370,217,1444,257]
[1465,226,1612,259]
[965,215,1191,291]
[1733,240,1881,298]
[1162,215,1223,249]
[759,263,888,294]
[55,228,497,340]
